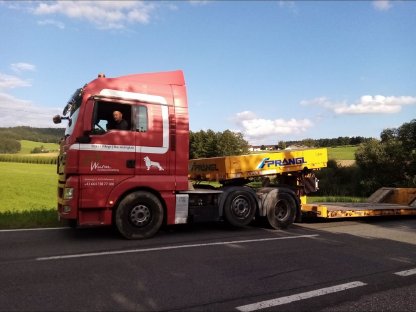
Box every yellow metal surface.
[188,148,328,181]
[300,195,307,205]
[302,202,416,218]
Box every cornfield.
[0,154,57,165]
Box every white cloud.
[32,1,156,30]
[0,73,31,89]
[278,1,296,9]
[300,97,342,109]
[188,0,210,6]
[334,95,416,114]
[10,62,36,73]
[37,19,65,29]
[0,69,60,127]
[302,95,416,115]
[0,92,61,127]
[234,110,314,143]
[372,0,393,11]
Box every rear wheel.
[223,190,256,227]
[266,192,296,229]
[115,191,164,239]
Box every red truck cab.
[55,70,190,238]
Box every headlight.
[63,188,74,200]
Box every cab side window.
[136,105,148,132]
[92,101,132,134]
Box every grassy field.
[18,140,59,156]
[0,162,60,228]
[0,140,59,164]
[327,145,357,161]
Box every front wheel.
[115,191,164,239]
[266,192,297,229]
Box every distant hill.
[0,127,65,143]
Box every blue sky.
[0,0,415,145]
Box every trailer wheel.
[115,191,163,239]
[224,190,256,227]
[266,192,296,229]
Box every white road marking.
[36,234,319,261]
[394,268,416,277]
[0,227,68,233]
[236,281,367,312]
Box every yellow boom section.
[188,148,328,181]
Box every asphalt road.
[1,217,416,311]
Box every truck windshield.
[63,88,83,116]
[64,107,80,136]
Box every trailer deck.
[302,187,416,219]
[302,202,416,218]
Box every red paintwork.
[57,70,189,226]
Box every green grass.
[0,210,60,229]
[327,145,357,161]
[307,196,366,203]
[18,140,59,155]
[0,162,60,228]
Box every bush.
[31,145,49,154]
[315,160,366,197]
[0,138,21,154]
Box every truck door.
[77,100,136,209]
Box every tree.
[396,119,416,152]
[355,119,416,194]
[190,129,249,159]
[189,131,208,159]
[217,130,249,156]
[301,138,315,147]
[380,128,397,143]
[277,141,286,150]
[0,126,64,143]
[0,138,21,154]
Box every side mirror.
[53,115,69,124]
[53,115,62,124]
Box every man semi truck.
[53,70,328,239]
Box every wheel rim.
[231,196,251,220]
[129,204,151,227]
[275,200,289,221]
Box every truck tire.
[266,192,296,229]
[115,191,164,239]
[223,190,256,227]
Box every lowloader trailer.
[52,70,414,239]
